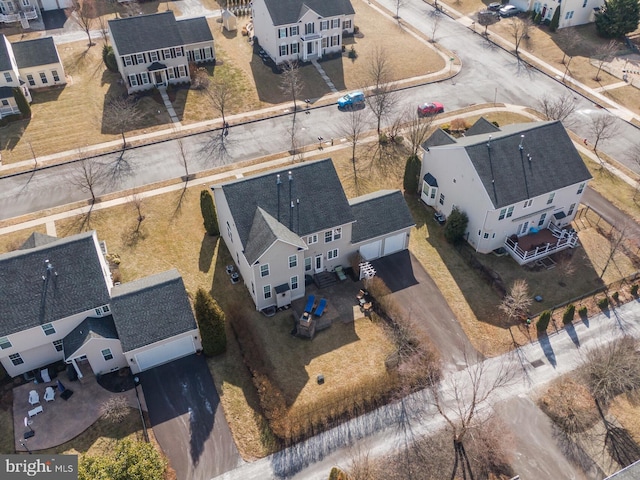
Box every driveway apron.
[139,354,240,480]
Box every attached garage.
[383,233,406,256]
[40,0,72,10]
[359,239,382,260]
[134,335,196,372]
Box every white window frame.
[279,45,287,56]
[439,193,445,205]
[343,20,352,29]
[547,192,555,205]
[279,27,287,38]
[26,74,35,86]
[305,257,312,272]
[523,199,533,208]
[320,20,329,31]
[290,43,299,54]
[227,222,233,242]
[52,70,59,82]
[149,51,159,62]
[321,37,328,49]
[168,69,175,80]
[9,353,23,366]
[307,234,318,244]
[53,339,63,352]
[260,264,270,277]
[332,19,340,28]
[568,203,576,216]
[163,48,172,59]
[263,285,272,299]
[538,213,547,227]
[3,72,11,82]
[288,254,297,268]
[290,25,299,36]
[506,206,514,218]
[140,72,150,85]
[331,35,339,47]
[39,72,48,84]
[0,336,11,350]
[1,99,7,106]
[194,49,202,61]
[101,348,114,361]
[42,323,56,336]
[123,55,132,66]
[327,248,339,260]
[129,74,138,87]
[291,275,299,290]
[577,182,585,194]
[178,65,187,77]
[136,53,145,64]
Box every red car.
[417,102,444,116]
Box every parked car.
[479,9,500,19]
[499,4,519,16]
[434,212,446,225]
[488,2,502,10]
[417,102,444,117]
[338,91,365,110]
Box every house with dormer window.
[0,231,201,379]
[419,119,592,265]
[510,0,604,28]
[251,0,355,65]
[108,11,215,94]
[212,159,415,311]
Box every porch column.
[71,358,83,379]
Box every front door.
[154,71,164,86]
[314,254,323,273]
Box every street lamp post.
[133,376,149,442]
[19,439,32,454]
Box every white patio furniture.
[40,368,51,383]
[28,405,43,417]
[44,386,55,402]
[28,390,39,405]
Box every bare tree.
[404,108,434,158]
[499,279,533,324]
[430,350,515,480]
[130,193,145,234]
[581,336,640,406]
[477,11,499,36]
[594,40,618,82]
[536,92,577,126]
[71,0,96,47]
[340,107,368,194]
[555,28,580,81]
[280,60,304,153]
[430,9,442,42]
[394,0,407,19]
[508,16,532,60]
[588,113,616,160]
[600,222,628,279]
[366,45,397,138]
[207,75,236,128]
[103,95,141,153]
[70,154,104,207]
[97,15,109,45]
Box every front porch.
[12,368,145,451]
[504,224,579,265]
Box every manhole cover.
[530,359,544,368]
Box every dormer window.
[0,337,12,350]
[42,323,56,336]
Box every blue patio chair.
[304,295,315,313]
[314,298,327,317]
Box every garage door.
[383,233,405,256]
[135,336,196,372]
[360,240,382,260]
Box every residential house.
[251,0,355,65]
[511,0,604,28]
[419,119,592,264]
[0,231,201,379]
[0,35,66,117]
[108,11,215,94]
[0,0,38,29]
[212,159,415,311]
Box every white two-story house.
[251,0,355,65]
[511,0,604,28]
[0,35,65,118]
[108,11,215,94]
[213,159,415,311]
[0,231,201,378]
[419,118,592,264]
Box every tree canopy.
[444,207,468,244]
[595,0,640,38]
[78,439,166,480]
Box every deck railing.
[504,228,579,265]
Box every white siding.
[20,61,66,89]
[67,337,127,376]
[126,330,200,374]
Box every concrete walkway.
[158,87,182,126]
[311,59,338,93]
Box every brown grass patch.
[538,377,600,434]
[0,224,46,254]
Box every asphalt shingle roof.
[244,207,307,265]
[263,0,355,26]
[109,11,212,56]
[0,86,12,99]
[110,269,196,352]
[19,232,59,250]
[0,35,13,71]
[0,231,111,337]
[63,315,119,359]
[459,121,592,208]
[12,37,60,68]
[217,159,355,251]
[422,128,456,148]
[465,117,500,136]
[606,460,640,479]
[349,190,415,243]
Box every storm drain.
[530,359,545,368]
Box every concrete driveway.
[371,250,482,371]
[139,354,240,480]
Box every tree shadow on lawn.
[210,241,360,407]
[199,233,216,273]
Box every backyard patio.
[12,369,146,452]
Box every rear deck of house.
[504,223,579,265]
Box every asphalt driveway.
[139,354,240,480]
[371,250,482,371]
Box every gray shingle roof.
[606,460,640,479]
[12,37,60,68]
[0,231,111,337]
[422,128,456,148]
[109,11,212,56]
[0,35,12,71]
[459,121,592,208]
[110,269,196,352]
[423,172,438,187]
[349,190,415,243]
[63,315,119,359]
[263,0,355,26]
[244,207,307,265]
[465,117,500,136]
[217,158,355,250]
[0,86,12,99]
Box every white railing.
[504,230,579,265]
[0,13,21,23]
[22,7,37,20]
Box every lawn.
[0,224,46,254]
